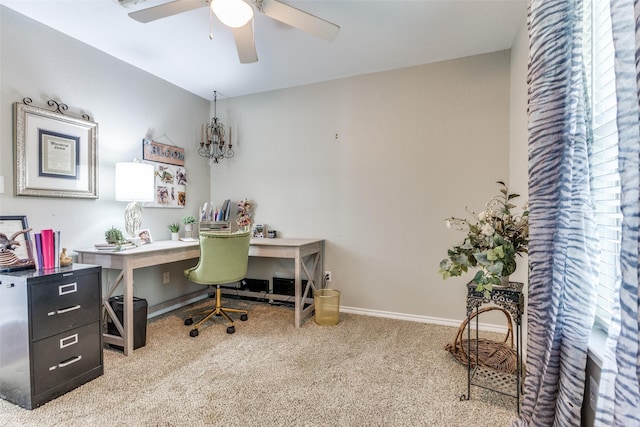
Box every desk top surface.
[74,237,323,256]
[250,237,323,247]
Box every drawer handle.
[59,282,78,295]
[60,333,78,349]
[58,355,82,368]
[48,305,81,316]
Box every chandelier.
[199,91,234,163]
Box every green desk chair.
[183,230,251,336]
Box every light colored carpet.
[0,299,519,426]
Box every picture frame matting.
[14,101,98,198]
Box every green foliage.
[181,215,197,225]
[167,223,180,232]
[104,226,125,244]
[437,181,529,297]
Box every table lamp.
[115,161,155,238]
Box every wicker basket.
[445,306,517,374]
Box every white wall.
[0,7,211,307]
[0,6,530,327]
[509,14,529,285]
[509,14,530,349]
[212,51,514,324]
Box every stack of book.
[94,242,136,251]
[32,229,60,270]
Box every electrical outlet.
[163,272,170,284]
[324,271,332,283]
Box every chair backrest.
[184,230,251,285]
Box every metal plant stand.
[460,280,524,413]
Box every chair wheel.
[184,318,193,326]
[226,326,235,334]
[189,329,199,337]
[240,314,248,321]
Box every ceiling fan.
[123,0,340,64]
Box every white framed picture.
[138,229,153,244]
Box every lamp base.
[124,201,143,238]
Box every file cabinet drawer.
[32,321,101,396]
[0,264,103,409]
[30,272,100,341]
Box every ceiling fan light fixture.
[211,0,254,28]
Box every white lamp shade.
[211,0,253,28]
[115,162,155,202]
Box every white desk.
[75,238,324,356]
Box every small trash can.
[314,289,340,326]
[107,295,148,350]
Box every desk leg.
[77,253,129,352]
[294,247,323,328]
[104,271,124,336]
[294,249,302,328]
[123,259,134,356]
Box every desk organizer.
[199,221,230,232]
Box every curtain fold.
[516,0,599,425]
[520,0,640,424]
[594,0,640,425]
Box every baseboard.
[146,292,509,334]
[340,305,510,334]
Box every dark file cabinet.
[0,264,103,409]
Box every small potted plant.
[182,215,197,239]
[167,223,180,240]
[102,226,132,250]
[104,226,125,245]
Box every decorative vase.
[185,223,193,239]
[171,232,179,241]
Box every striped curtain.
[594,0,640,425]
[515,0,600,425]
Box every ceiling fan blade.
[129,0,207,23]
[260,0,340,41]
[232,21,258,64]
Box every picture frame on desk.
[138,229,153,244]
[0,215,36,272]
[14,100,98,199]
[252,223,265,238]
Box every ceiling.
[1,0,527,101]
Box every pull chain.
[209,6,214,39]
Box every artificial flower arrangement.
[438,181,529,297]
[236,199,253,230]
